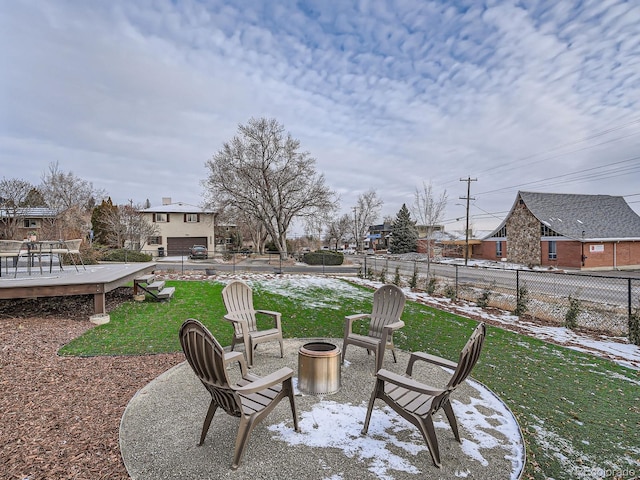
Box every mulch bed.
[0,288,183,479]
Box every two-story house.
[139,198,218,257]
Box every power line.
[433,117,640,191]
[476,155,640,196]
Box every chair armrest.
[383,320,405,332]
[344,313,370,330]
[376,369,444,396]
[224,314,249,327]
[223,351,248,375]
[345,313,370,321]
[407,351,458,376]
[235,367,294,394]
[256,310,282,330]
[344,314,371,340]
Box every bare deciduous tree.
[0,177,34,239]
[39,162,106,239]
[305,213,330,249]
[326,214,352,250]
[203,117,337,260]
[353,190,383,252]
[40,162,104,213]
[99,203,158,251]
[413,181,448,272]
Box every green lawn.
[60,277,640,480]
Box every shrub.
[392,266,401,286]
[444,284,456,301]
[379,268,387,283]
[476,286,492,308]
[366,267,374,280]
[426,276,438,295]
[302,250,344,266]
[565,295,581,330]
[408,265,419,290]
[629,306,640,346]
[513,284,529,317]
[100,249,152,262]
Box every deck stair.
[134,274,175,301]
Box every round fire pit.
[298,342,341,395]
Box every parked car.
[189,245,208,259]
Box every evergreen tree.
[389,203,418,254]
[91,197,118,245]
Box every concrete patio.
[120,338,525,479]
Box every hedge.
[302,250,344,266]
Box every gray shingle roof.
[139,202,214,214]
[0,207,57,218]
[500,191,640,240]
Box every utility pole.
[459,177,477,266]
[352,207,358,253]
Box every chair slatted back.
[430,323,486,413]
[368,284,406,339]
[222,281,258,334]
[446,322,486,389]
[179,319,242,417]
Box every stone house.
[479,191,640,270]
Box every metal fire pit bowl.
[298,342,341,395]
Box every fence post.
[455,265,459,297]
[364,256,367,277]
[516,270,520,305]
[629,278,633,319]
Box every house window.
[154,213,168,223]
[23,218,37,228]
[185,213,198,223]
[548,241,557,260]
[490,225,507,238]
[541,224,561,236]
[496,241,502,258]
[148,236,162,245]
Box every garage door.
[167,237,208,256]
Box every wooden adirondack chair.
[179,319,299,470]
[361,322,487,468]
[341,284,406,372]
[221,280,284,367]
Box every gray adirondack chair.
[361,322,486,468]
[179,319,299,470]
[222,280,284,367]
[342,284,406,372]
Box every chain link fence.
[362,256,640,337]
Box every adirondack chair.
[341,284,406,372]
[179,319,299,470]
[361,322,487,468]
[222,280,284,367]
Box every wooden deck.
[0,262,157,315]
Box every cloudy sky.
[2,0,639,233]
